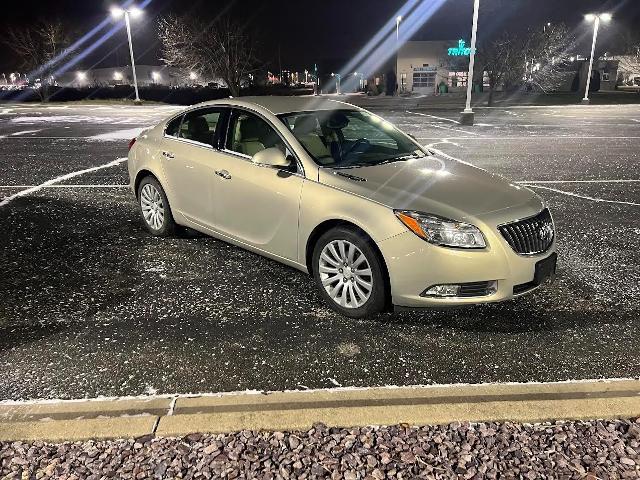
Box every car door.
[160,107,228,227]
[211,108,305,261]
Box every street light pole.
[123,12,141,104]
[396,16,402,95]
[112,6,142,104]
[582,14,605,104]
[460,0,480,125]
[331,73,342,95]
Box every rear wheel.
[312,227,388,318]
[137,176,176,237]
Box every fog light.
[423,284,461,297]
[422,281,498,298]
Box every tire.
[312,226,388,318]
[137,176,176,237]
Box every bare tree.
[3,21,70,101]
[476,31,526,106]
[612,27,640,87]
[524,23,577,93]
[158,14,260,97]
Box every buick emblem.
[538,223,554,242]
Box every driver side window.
[227,111,286,157]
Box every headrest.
[239,116,264,140]
[325,111,349,130]
[293,114,318,135]
[188,116,209,134]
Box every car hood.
[317,154,540,221]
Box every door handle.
[162,151,175,159]
[215,169,232,180]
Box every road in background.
[0,102,638,400]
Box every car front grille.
[498,208,554,255]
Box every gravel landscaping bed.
[1,419,639,479]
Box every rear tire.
[312,226,388,318]
[137,176,176,237]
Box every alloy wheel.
[140,183,165,230]
[318,239,373,308]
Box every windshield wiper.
[331,152,424,169]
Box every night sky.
[1,0,638,73]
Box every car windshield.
[278,109,428,168]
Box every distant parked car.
[127,97,556,317]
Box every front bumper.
[378,226,557,308]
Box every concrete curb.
[1,380,639,442]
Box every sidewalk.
[342,91,640,109]
[1,380,639,478]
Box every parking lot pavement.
[0,102,639,400]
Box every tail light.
[128,137,137,151]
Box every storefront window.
[448,71,468,87]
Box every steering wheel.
[338,138,370,165]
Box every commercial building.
[55,66,222,88]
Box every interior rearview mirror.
[251,147,292,168]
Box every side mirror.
[251,147,292,168]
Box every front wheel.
[137,176,176,237]
[312,227,388,318]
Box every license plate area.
[534,253,557,286]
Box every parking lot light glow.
[113,71,123,80]
[76,71,87,81]
[189,71,197,80]
[152,71,161,82]
[599,13,612,22]
[110,6,124,18]
[129,6,143,18]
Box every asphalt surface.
[0,101,639,400]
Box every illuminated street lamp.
[111,5,143,103]
[152,71,161,83]
[353,71,365,91]
[76,71,87,84]
[460,0,480,125]
[189,71,198,81]
[331,72,342,95]
[583,13,612,104]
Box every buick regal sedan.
[128,97,556,318]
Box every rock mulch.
[1,419,639,479]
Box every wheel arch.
[134,169,160,198]
[305,219,392,308]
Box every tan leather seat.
[293,114,332,163]
[233,116,266,156]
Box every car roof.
[198,96,360,115]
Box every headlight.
[394,210,486,249]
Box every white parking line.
[522,184,640,207]
[0,158,127,207]
[0,184,129,188]
[405,110,460,124]
[417,136,640,140]
[426,145,639,207]
[516,179,640,184]
[406,111,482,136]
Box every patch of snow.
[9,129,42,136]
[88,127,148,141]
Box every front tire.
[137,176,176,237]
[312,226,388,318]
